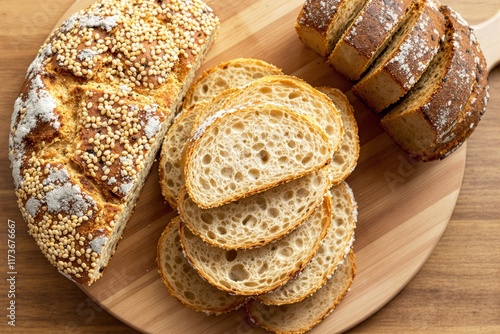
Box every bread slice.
[247,250,356,334]
[380,5,478,157]
[410,7,490,161]
[328,0,414,81]
[315,86,360,185]
[157,217,246,315]
[295,0,368,57]
[220,75,344,156]
[182,104,333,209]
[159,102,208,209]
[9,0,219,285]
[179,193,332,296]
[352,0,445,112]
[177,168,329,250]
[257,182,357,306]
[183,58,283,109]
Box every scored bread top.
[177,168,330,250]
[353,0,445,112]
[179,192,332,296]
[183,58,283,109]
[381,4,478,156]
[247,250,356,334]
[257,182,357,306]
[295,0,368,57]
[328,0,415,80]
[220,75,344,156]
[9,0,219,285]
[157,216,246,315]
[182,104,333,209]
[316,86,360,185]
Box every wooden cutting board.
[42,1,498,333]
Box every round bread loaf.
[9,0,219,285]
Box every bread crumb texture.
[9,0,219,285]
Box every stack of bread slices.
[156,58,360,333]
[296,0,489,161]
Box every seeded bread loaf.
[182,104,333,209]
[177,168,329,250]
[315,86,360,185]
[380,5,479,158]
[179,194,332,296]
[183,58,283,109]
[295,0,368,57]
[328,0,415,81]
[352,0,445,112]
[257,182,357,306]
[157,217,246,315]
[8,0,219,285]
[247,250,356,334]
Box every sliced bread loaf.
[316,86,360,185]
[157,217,246,315]
[247,250,356,334]
[380,5,478,157]
[328,0,415,81]
[295,0,368,57]
[159,102,208,209]
[220,75,344,155]
[183,58,283,109]
[257,182,357,306]
[182,104,333,209]
[352,0,445,112]
[179,193,332,296]
[178,168,329,250]
[410,7,490,161]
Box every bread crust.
[328,0,415,80]
[381,4,479,157]
[352,0,445,112]
[9,0,219,285]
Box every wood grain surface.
[0,0,499,333]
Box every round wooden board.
[52,1,466,333]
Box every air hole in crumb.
[278,246,293,258]
[202,154,212,165]
[287,140,296,148]
[258,150,270,164]
[184,291,195,300]
[259,87,272,94]
[296,188,310,198]
[200,212,214,224]
[201,84,209,93]
[252,142,264,151]
[258,263,268,274]
[217,226,227,235]
[248,168,260,180]
[225,249,238,262]
[221,167,234,179]
[267,207,280,218]
[283,190,294,201]
[231,121,245,132]
[234,172,244,182]
[255,197,267,210]
[242,214,257,227]
[229,264,249,282]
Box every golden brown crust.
[9,0,219,285]
[328,0,414,80]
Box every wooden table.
[0,0,498,333]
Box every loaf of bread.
[352,0,445,112]
[247,250,356,334]
[9,0,219,285]
[182,104,333,209]
[177,168,329,250]
[380,5,480,158]
[328,0,414,81]
[179,193,332,296]
[183,58,283,109]
[257,182,357,306]
[295,0,368,57]
[157,217,246,315]
[315,86,360,185]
